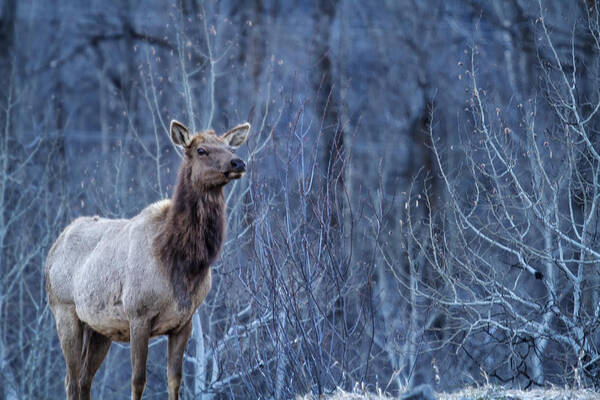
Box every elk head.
[170,120,250,189]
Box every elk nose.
[231,158,246,172]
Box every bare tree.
[401,1,600,388]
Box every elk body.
[45,120,250,400]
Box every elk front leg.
[130,319,151,400]
[167,320,193,400]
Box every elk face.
[170,120,251,189]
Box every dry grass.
[441,386,599,400]
[297,388,392,400]
[298,386,600,400]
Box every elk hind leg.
[54,305,83,400]
[79,325,112,400]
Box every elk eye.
[197,147,208,156]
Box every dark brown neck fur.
[154,161,226,309]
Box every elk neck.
[155,164,226,308]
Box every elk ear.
[222,122,250,148]
[170,120,191,147]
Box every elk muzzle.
[230,158,246,173]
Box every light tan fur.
[46,202,211,341]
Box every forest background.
[1,0,600,398]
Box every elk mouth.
[224,171,245,180]
[225,159,246,180]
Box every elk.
[45,120,250,400]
